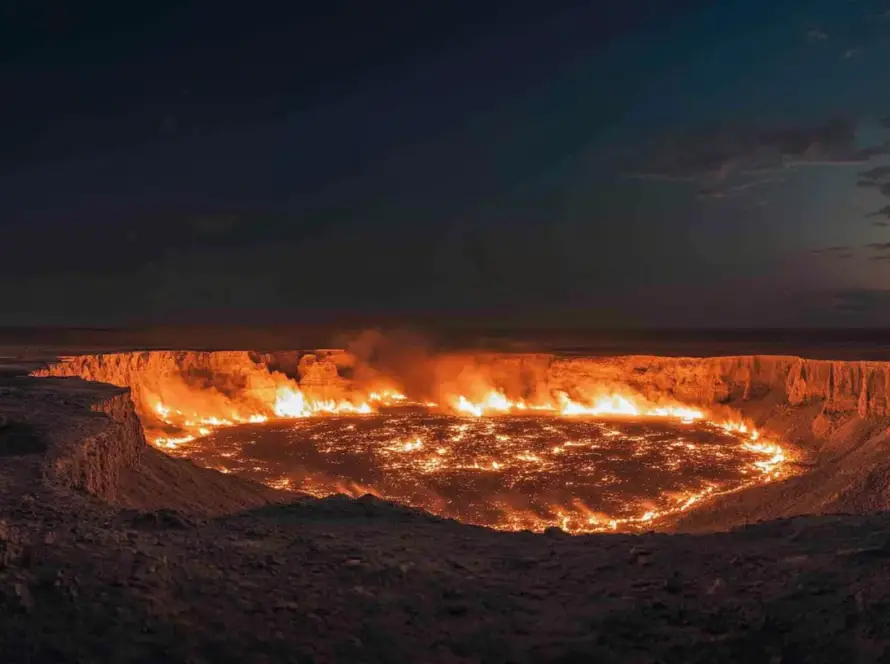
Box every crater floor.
[178,412,779,532]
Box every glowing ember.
[174,410,789,534]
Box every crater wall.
[33,351,890,530]
[10,373,288,516]
[37,351,890,451]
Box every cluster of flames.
[449,389,705,422]
[151,387,409,448]
[150,384,785,466]
[150,386,707,448]
[145,379,789,533]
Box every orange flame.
[140,362,789,520]
[442,388,704,422]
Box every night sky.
[5,0,890,327]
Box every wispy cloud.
[829,289,890,317]
[858,168,890,219]
[866,205,890,219]
[628,117,890,200]
[806,27,828,42]
[810,245,854,259]
[859,165,890,179]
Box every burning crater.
[35,348,789,533]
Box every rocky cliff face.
[430,353,890,453]
[453,353,890,414]
[3,373,288,515]
[0,377,148,503]
[36,350,890,452]
[44,387,147,501]
[552,354,890,420]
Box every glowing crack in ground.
[170,412,786,534]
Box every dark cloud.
[873,220,890,228]
[810,246,853,260]
[695,188,726,200]
[864,241,890,250]
[851,141,890,162]
[866,205,890,219]
[871,254,890,262]
[810,245,853,259]
[857,169,890,220]
[752,117,857,160]
[827,288,890,325]
[190,215,239,235]
[694,178,777,200]
[859,165,890,179]
[631,117,890,191]
[878,115,890,130]
[787,289,890,325]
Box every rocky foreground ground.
[4,357,890,662]
[6,487,890,663]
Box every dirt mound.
[0,374,289,519]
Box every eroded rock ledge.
[0,372,286,517]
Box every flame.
[273,387,375,417]
[444,388,704,422]
[154,434,196,449]
[557,392,641,417]
[149,382,388,446]
[368,390,407,404]
[427,384,789,532]
[137,358,789,520]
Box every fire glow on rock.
[34,351,789,533]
